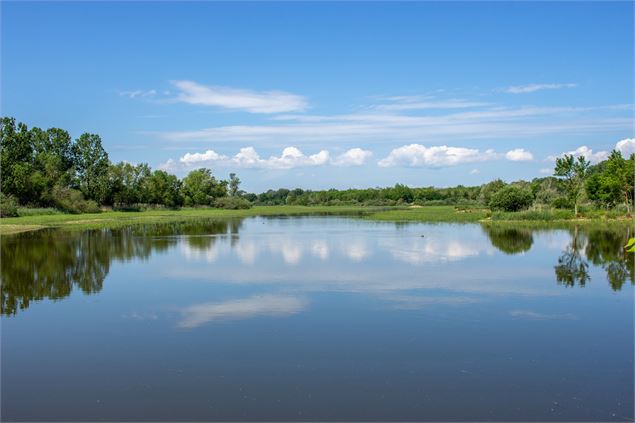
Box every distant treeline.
[1,117,633,216]
[248,151,634,214]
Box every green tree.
[181,168,227,206]
[145,170,182,207]
[0,117,36,204]
[73,133,110,202]
[229,172,241,197]
[479,179,506,206]
[586,150,634,212]
[488,185,534,212]
[554,154,590,215]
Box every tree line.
[249,150,633,214]
[0,117,248,216]
[1,117,633,216]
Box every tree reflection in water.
[482,226,534,255]
[484,224,634,290]
[0,219,243,316]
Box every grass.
[364,206,490,222]
[1,205,632,235]
[0,206,373,234]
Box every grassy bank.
[1,205,632,235]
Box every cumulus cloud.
[377,144,498,167]
[180,150,228,164]
[615,138,635,156]
[332,148,373,166]
[503,83,577,94]
[171,80,307,114]
[547,145,609,164]
[469,169,480,175]
[505,148,534,161]
[165,146,375,171]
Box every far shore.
[1,205,632,235]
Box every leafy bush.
[488,185,534,212]
[0,193,19,217]
[52,186,100,214]
[551,197,572,209]
[214,196,252,209]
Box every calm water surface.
[1,217,633,421]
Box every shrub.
[551,197,572,209]
[0,193,19,217]
[489,185,534,212]
[52,186,100,214]
[214,196,251,209]
[17,208,62,217]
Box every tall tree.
[229,173,241,197]
[73,133,109,202]
[0,117,35,204]
[554,154,590,215]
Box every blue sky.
[2,1,633,192]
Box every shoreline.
[1,206,632,235]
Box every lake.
[1,217,633,421]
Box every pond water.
[1,217,633,421]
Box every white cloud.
[503,83,577,94]
[180,149,228,164]
[505,148,534,161]
[332,148,373,166]
[171,80,307,114]
[371,96,489,111]
[378,144,498,167]
[178,295,307,328]
[169,146,330,170]
[154,104,631,145]
[119,89,157,99]
[539,168,552,174]
[547,145,609,164]
[469,169,480,175]
[615,138,635,156]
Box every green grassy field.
[1,205,632,235]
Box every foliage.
[51,186,100,214]
[181,168,227,206]
[554,154,591,215]
[0,193,19,217]
[214,196,252,209]
[586,150,634,212]
[488,185,534,212]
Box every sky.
[2,1,634,192]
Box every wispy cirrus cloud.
[369,95,489,111]
[153,105,631,145]
[502,83,577,94]
[170,80,307,114]
[119,89,157,99]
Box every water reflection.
[1,219,633,316]
[482,226,534,255]
[0,220,243,315]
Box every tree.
[181,168,227,206]
[0,117,35,204]
[479,179,506,206]
[488,185,534,212]
[229,173,241,197]
[586,150,634,212]
[554,154,590,216]
[73,133,110,202]
[146,170,182,207]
